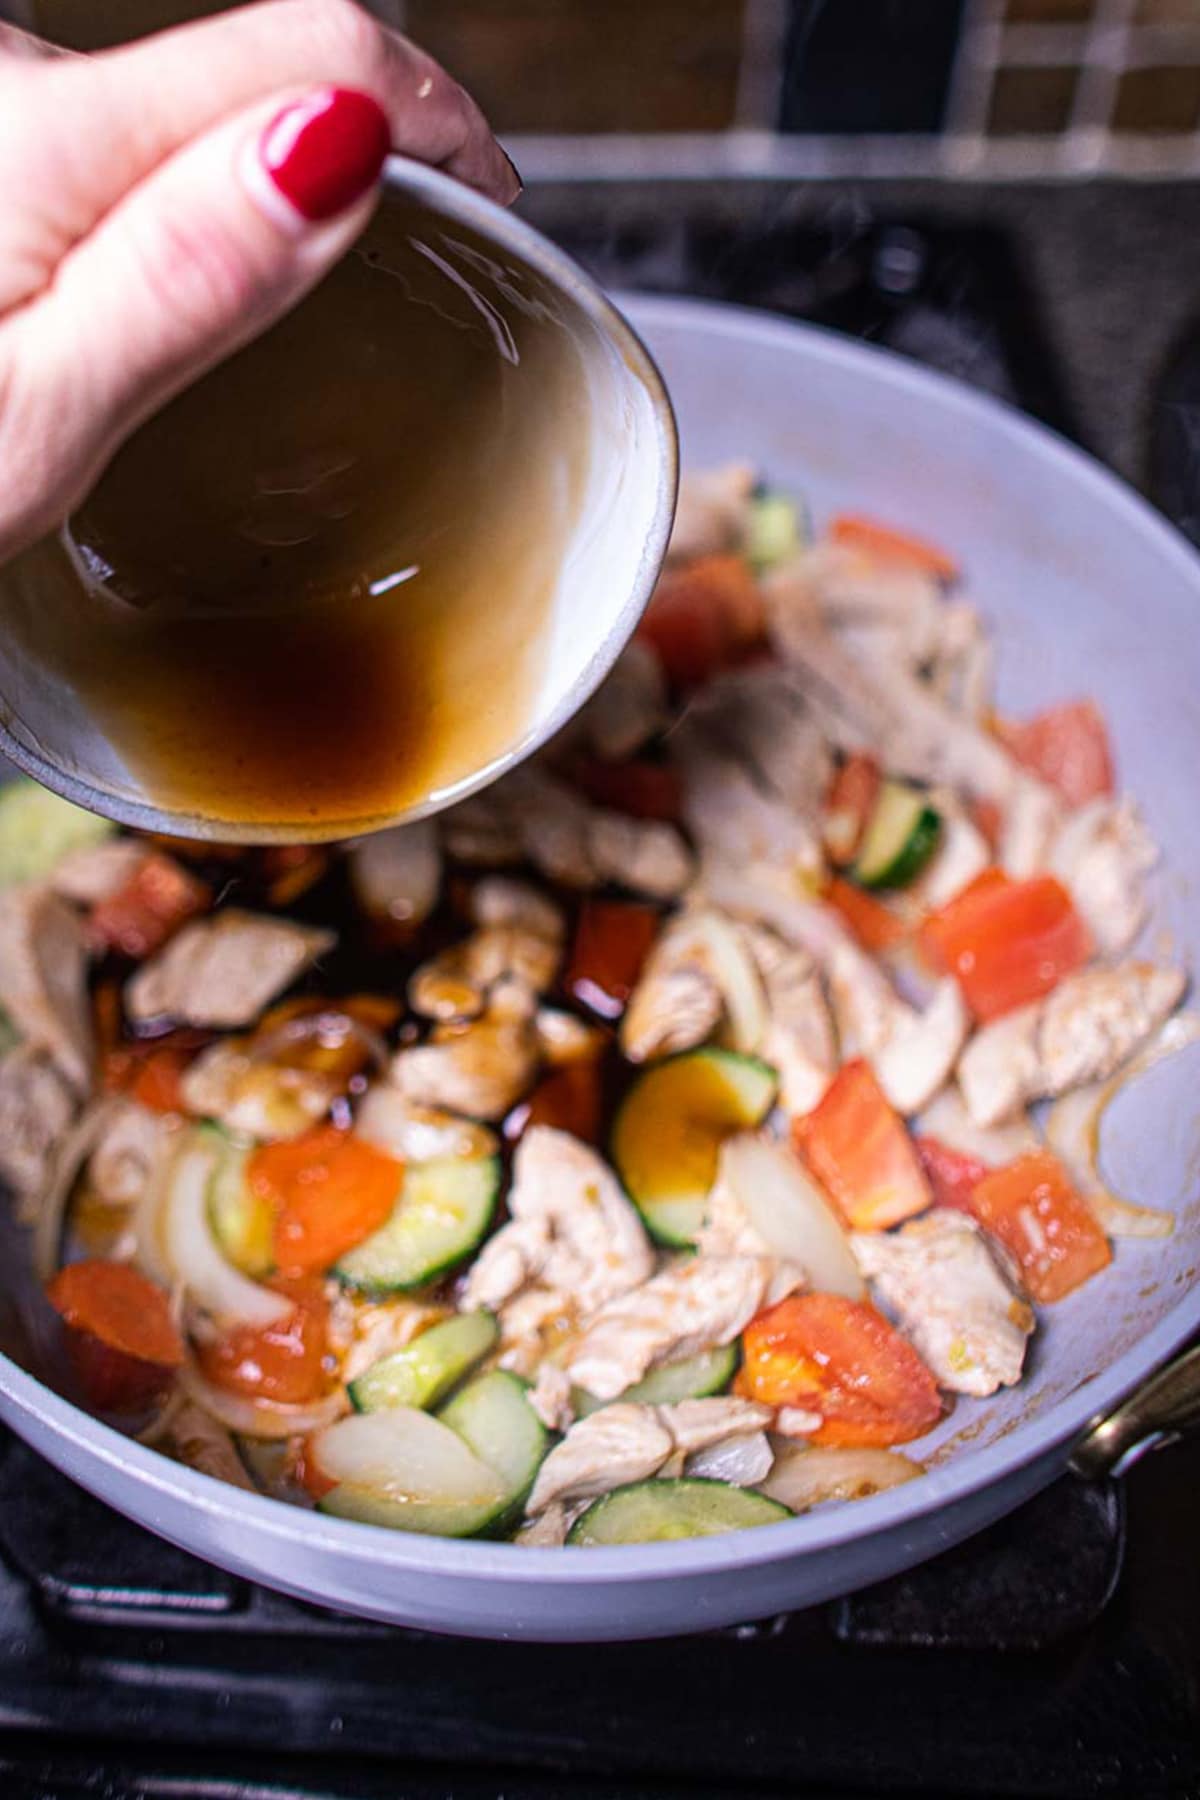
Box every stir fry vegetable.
[2,466,1189,1552]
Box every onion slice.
[720,1132,864,1300]
[1045,1012,1200,1240]
[31,1096,123,1282]
[178,1358,348,1439]
[164,1132,291,1329]
[693,911,769,1055]
[762,1444,922,1512]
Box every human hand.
[0,0,518,562]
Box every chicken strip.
[620,911,726,1064]
[468,877,564,942]
[673,721,824,890]
[1049,797,1158,955]
[500,766,694,899]
[392,981,540,1121]
[353,1087,498,1163]
[853,1210,1034,1397]
[461,1125,653,1323]
[0,883,93,1092]
[89,1099,175,1206]
[667,463,756,563]
[126,911,333,1029]
[958,961,1187,1126]
[741,923,837,1114]
[49,838,149,906]
[180,1040,334,1141]
[408,923,562,1024]
[0,1045,77,1196]
[565,1255,773,1402]
[526,1404,674,1514]
[683,664,832,822]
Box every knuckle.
[127,205,263,337]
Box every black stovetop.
[2,214,1197,1800]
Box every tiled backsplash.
[13,0,1200,177]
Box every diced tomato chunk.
[197,1274,330,1405]
[636,554,765,689]
[825,876,907,954]
[572,758,683,823]
[505,1059,603,1146]
[89,853,210,960]
[823,753,881,867]
[792,1060,932,1231]
[47,1259,184,1366]
[828,513,960,582]
[735,1292,943,1446]
[128,1045,192,1113]
[248,1126,401,1276]
[919,873,1091,1021]
[996,699,1114,809]
[967,1150,1111,1303]
[566,900,660,1021]
[915,1135,990,1212]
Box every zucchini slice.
[612,1048,778,1247]
[853,781,942,890]
[568,1477,790,1546]
[745,491,806,572]
[0,779,114,889]
[349,1311,498,1413]
[206,1135,274,1279]
[438,1369,549,1536]
[319,1370,548,1539]
[335,1155,499,1294]
[573,1344,738,1418]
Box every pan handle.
[1069,1341,1200,1480]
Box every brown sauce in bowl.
[0,196,592,836]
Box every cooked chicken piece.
[325,1286,448,1385]
[576,640,667,761]
[958,961,1187,1126]
[495,766,694,900]
[765,603,1022,809]
[49,838,149,906]
[673,720,824,889]
[853,1210,1034,1397]
[409,924,563,1024]
[1049,797,1158,955]
[1000,776,1064,879]
[588,811,694,901]
[89,1099,175,1206]
[354,1086,498,1162]
[528,1363,575,1432]
[126,911,334,1030]
[163,1401,255,1492]
[392,982,540,1121]
[461,1126,652,1325]
[0,1045,77,1196]
[927,600,993,721]
[491,1285,573,1378]
[667,463,756,563]
[0,883,94,1093]
[180,1040,333,1141]
[701,866,966,1115]
[468,877,565,943]
[621,911,725,1064]
[515,1499,588,1547]
[349,819,440,927]
[916,1086,1040,1165]
[741,923,836,1113]
[534,1008,607,1068]
[910,802,990,911]
[565,1255,774,1402]
[686,1430,774,1486]
[657,1396,774,1454]
[439,791,524,868]
[526,1403,675,1514]
[684,664,832,821]
[790,542,944,672]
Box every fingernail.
[501,148,524,199]
[259,87,390,224]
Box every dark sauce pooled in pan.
[1,197,591,835]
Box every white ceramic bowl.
[0,159,678,843]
